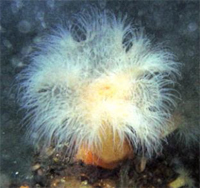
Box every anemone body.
[17,9,179,163]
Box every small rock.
[32,163,41,171]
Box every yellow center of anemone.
[98,84,115,98]
[89,73,132,100]
[79,73,133,126]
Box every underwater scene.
[0,1,199,188]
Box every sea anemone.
[17,9,180,168]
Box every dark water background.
[0,0,199,187]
